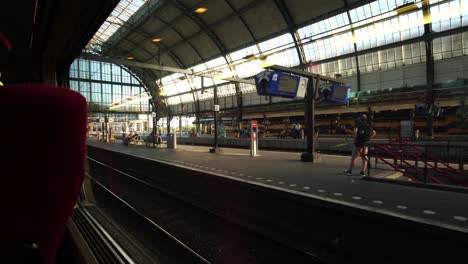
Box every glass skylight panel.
[87,0,147,49]
[213,78,228,86]
[433,33,465,60]
[90,61,101,80]
[200,76,215,87]
[227,46,264,79]
[190,76,202,89]
[159,73,190,97]
[122,69,131,83]
[349,0,400,27]
[70,80,79,91]
[239,83,256,94]
[217,84,237,97]
[204,57,228,70]
[114,0,146,21]
[298,13,350,40]
[431,0,464,32]
[333,32,354,56]
[197,88,214,101]
[229,45,260,61]
[463,0,468,25]
[258,33,295,53]
[188,57,229,79]
[179,93,194,104]
[192,63,207,73]
[174,80,192,95]
[265,48,300,67]
[166,96,180,106]
[235,60,263,78]
[302,31,354,62]
[70,61,78,78]
[355,10,424,50]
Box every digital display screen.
[277,75,298,93]
[333,86,347,99]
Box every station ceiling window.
[70,59,150,113]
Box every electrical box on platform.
[255,70,308,99]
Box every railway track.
[85,156,330,264]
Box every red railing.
[370,151,420,182]
[389,145,462,184]
[371,144,442,184]
[398,139,465,176]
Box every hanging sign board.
[255,70,308,99]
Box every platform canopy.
[83,0,468,112]
[83,0,370,104]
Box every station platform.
[87,139,468,233]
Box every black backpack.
[357,122,372,142]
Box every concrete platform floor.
[87,139,468,233]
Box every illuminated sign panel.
[255,70,307,99]
[319,83,350,103]
[277,75,299,93]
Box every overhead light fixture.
[194,7,207,14]
[152,37,162,42]
[127,56,135,60]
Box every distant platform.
[87,139,468,233]
[111,134,468,155]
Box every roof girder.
[272,0,307,64]
[157,0,268,61]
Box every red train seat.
[0,83,87,263]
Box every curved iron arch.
[114,28,201,116]
[223,0,262,53]
[171,0,245,122]
[271,0,307,65]
[152,16,206,62]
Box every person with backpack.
[342,113,376,176]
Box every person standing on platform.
[342,113,376,176]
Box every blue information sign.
[255,70,308,99]
[319,83,351,103]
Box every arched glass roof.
[87,0,468,110]
[86,0,147,51]
[154,0,468,106]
